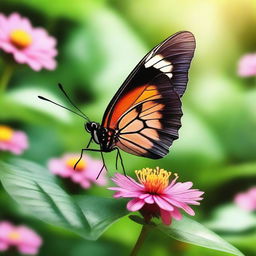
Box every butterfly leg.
[74,147,107,179]
[74,138,96,170]
[115,150,119,170]
[116,148,126,176]
[96,151,107,180]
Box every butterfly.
[39,31,196,177]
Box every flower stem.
[130,225,150,256]
[0,63,14,95]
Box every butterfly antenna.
[58,83,90,122]
[38,96,88,120]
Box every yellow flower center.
[66,157,86,171]
[135,167,173,194]
[8,231,21,241]
[10,29,32,49]
[0,125,14,141]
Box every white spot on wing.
[160,65,173,73]
[144,54,173,79]
[153,59,170,69]
[145,54,163,68]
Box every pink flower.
[48,153,108,189]
[238,54,256,77]
[0,221,42,255]
[0,125,28,154]
[0,12,57,71]
[234,187,256,211]
[109,167,204,225]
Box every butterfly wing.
[116,75,182,158]
[102,31,195,158]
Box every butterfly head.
[85,122,99,133]
[85,122,115,151]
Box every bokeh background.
[0,0,256,255]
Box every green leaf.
[157,216,244,256]
[75,195,128,239]
[0,159,128,240]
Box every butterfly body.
[85,122,117,152]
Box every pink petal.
[0,130,28,155]
[48,159,71,178]
[248,187,256,199]
[18,245,38,255]
[109,188,143,198]
[235,193,256,211]
[144,195,154,204]
[13,51,28,63]
[0,241,8,251]
[166,181,193,194]
[17,226,42,246]
[238,54,256,77]
[127,198,145,211]
[25,57,42,71]
[80,180,91,189]
[83,160,107,185]
[71,172,84,182]
[153,196,174,211]
[163,197,195,216]
[111,173,143,191]
[160,209,172,225]
[174,189,204,197]
[12,131,28,150]
[0,41,16,53]
[170,207,182,220]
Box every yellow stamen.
[135,167,174,194]
[8,231,21,241]
[0,125,14,141]
[66,157,86,171]
[10,29,32,48]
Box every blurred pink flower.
[238,54,256,77]
[48,153,108,189]
[234,187,256,211]
[0,12,57,71]
[0,125,28,154]
[0,221,42,255]
[109,167,204,225]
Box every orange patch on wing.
[116,140,147,155]
[118,108,138,129]
[135,85,161,103]
[145,85,158,91]
[121,119,144,133]
[141,128,160,140]
[146,120,162,129]
[120,133,153,148]
[104,85,161,129]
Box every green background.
[0,0,256,255]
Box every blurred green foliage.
[1,159,245,256]
[0,0,256,255]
